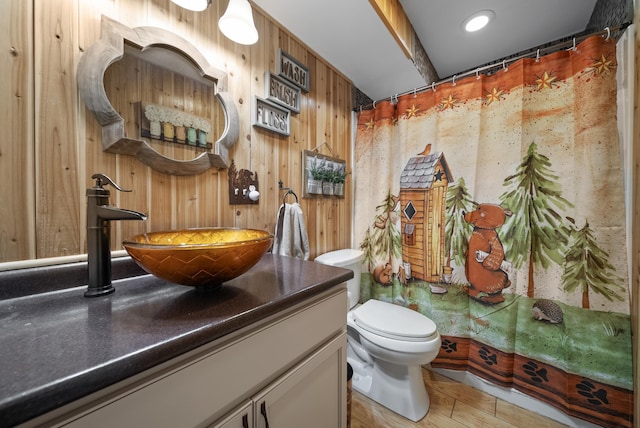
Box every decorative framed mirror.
[77,16,239,175]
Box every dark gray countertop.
[0,254,352,427]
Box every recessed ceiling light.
[463,10,495,33]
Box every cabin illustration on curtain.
[400,146,453,282]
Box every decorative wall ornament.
[227,160,260,205]
[76,16,239,175]
[302,149,346,199]
[277,49,310,92]
[265,71,301,113]
[252,96,290,136]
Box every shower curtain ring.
[535,49,540,62]
[373,100,377,109]
[604,27,611,41]
[452,75,456,86]
[475,68,480,80]
[431,82,436,92]
[503,60,508,73]
[568,38,576,51]
[413,88,417,98]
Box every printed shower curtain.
[354,35,632,428]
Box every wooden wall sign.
[277,49,310,92]
[252,96,290,136]
[265,71,300,113]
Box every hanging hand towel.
[273,202,310,260]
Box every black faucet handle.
[91,173,132,193]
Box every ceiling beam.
[368,0,412,59]
[368,0,439,83]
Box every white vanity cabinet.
[210,401,253,428]
[211,332,346,428]
[40,286,347,428]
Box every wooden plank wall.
[0,0,353,263]
[1,0,34,261]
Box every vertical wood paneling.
[0,0,34,261]
[0,0,352,264]
[35,0,81,258]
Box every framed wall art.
[252,96,290,136]
[277,49,310,92]
[265,71,301,113]
[302,150,346,198]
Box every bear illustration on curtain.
[463,204,513,304]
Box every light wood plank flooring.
[350,368,568,428]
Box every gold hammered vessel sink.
[123,228,273,287]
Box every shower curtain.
[354,35,632,428]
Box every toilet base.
[348,350,430,422]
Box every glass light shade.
[170,0,211,12]
[219,0,259,45]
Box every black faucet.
[85,173,147,297]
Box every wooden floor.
[350,368,569,428]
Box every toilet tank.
[315,249,363,309]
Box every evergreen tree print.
[359,191,402,269]
[499,142,573,297]
[359,228,376,272]
[445,177,475,268]
[562,220,625,309]
[371,191,402,264]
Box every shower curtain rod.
[359,22,631,111]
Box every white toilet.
[315,250,441,422]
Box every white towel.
[273,202,310,260]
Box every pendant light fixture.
[218,0,259,45]
[170,0,211,12]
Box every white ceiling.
[252,0,598,102]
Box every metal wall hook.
[278,180,298,204]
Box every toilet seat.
[352,299,437,342]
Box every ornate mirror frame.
[77,16,239,175]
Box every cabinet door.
[208,401,252,428]
[253,332,347,428]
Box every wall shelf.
[76,16,239,176]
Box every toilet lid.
[352,299,437,341]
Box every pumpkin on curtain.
[354,35,632,428]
